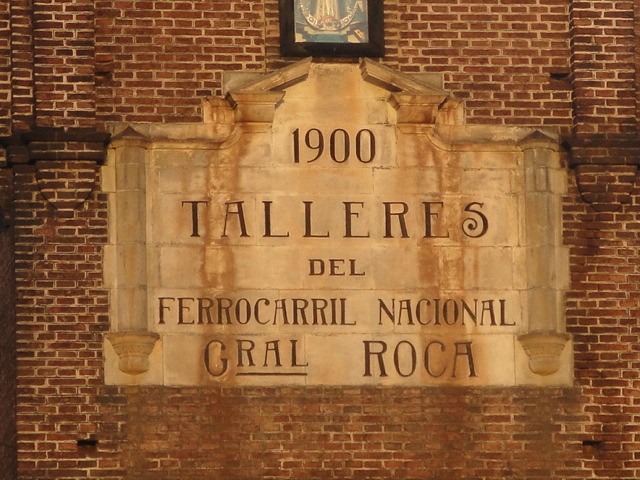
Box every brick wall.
[563,177,640,479]
[32,0,97,128]
[3,0,640,479]
[0,1,10,137]
[95,0,267,124]
[0,170,16,480]
[117,386,585,479]
[394,0,572,129]
[95,0,573,130]
[570,0,637,136]
[12,163,122,478]
[8,0,34,132]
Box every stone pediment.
[224,58,456,125]
[103,59,571,387]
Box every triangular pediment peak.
[225,58,457,125]
[226,57,449,96]
[359,58,449,96]
[229,58,313,94]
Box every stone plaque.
[103,59,572,386]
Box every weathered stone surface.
[103,60,571,386]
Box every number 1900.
[292,128,376,164]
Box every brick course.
[96,0,573,129]
[0,170,16,480]
[1,0,639,479]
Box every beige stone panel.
[418,245,526,291]
[515,337,573,386]
[455,150,521,170]
[145,247,160,288]
[549,165,568,194]
[195,195,259,245]
[115,191,145,243]
[116,156,146,191]
[375,291,523,335]
[305,333,516,386]
[512,247,528,291]
[163,334,222,386]
[274,65,391,126]
[115,286,148,331]
[102,244,116,289]
[270,124,396,168]
[467,334,516,386]
[149,193,266,247]
[121,332,525,386]
[238,167,375,195]
[368,245,425,290]
[462,247,516,290]
[301,245,376,290]
[395,131,451,168]
[274,97,390,126]
[245,195,304,242]
[103,337,163,385]
[152,157,209,194]
[457,196,519,246]
[556,246,571,290]
[276,92,390,123]
[526,288,564,332]
[157,245,207,288]
[114,143,148,165]
[516,290,531,331]
[158,245,238,290]
[527,245,561,288]
[100,161,116,193]
[114,243,146,287]
[148,290,524,336]
[524,192,556,244]
[305,334,367,385]
[149,291,236,333]
[149,194,209,245]
[150,289,382,335]
[373,167,442,195]
[163,334,308,386]
[436,246,521,291]
[232,245,305,290]
[203,164,241,195]
[259,194,375,245]
[509,167,525,195]
[525,163,549,192]
[152,149,200,166]
[217,130,272,167]
[436,246,464,290]
[458,168,514,194]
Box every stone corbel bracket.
[103,126,157,375]
[518,331,571,376]
[517,130,571,376]
[107,331,159,376]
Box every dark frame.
[279,0,384,57]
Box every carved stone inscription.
[103,61,572,386]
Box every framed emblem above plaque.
[279,0,384,57]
